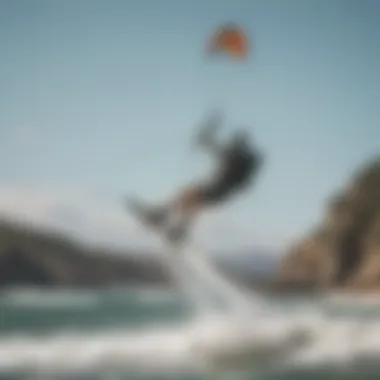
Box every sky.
[0,0,379,252]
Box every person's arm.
[198,133,225,157]
[195,112,225,157]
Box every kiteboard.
[126,197,184,246]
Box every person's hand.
[196,111,223,147]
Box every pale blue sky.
[0,0,379,246]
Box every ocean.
[2,285,380,380]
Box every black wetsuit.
[202,141,262,203]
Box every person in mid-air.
[128,113,264,244]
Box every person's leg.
[166,169,254,237]
[132,183,206,233]
[163,186,206,242]
[171,186,205,218]
[166,182,230,243]
[135,181,228,242]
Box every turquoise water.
[1,287,380,380]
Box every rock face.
[0,221,170,289]
[278,157,380,292]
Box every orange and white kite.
[207,24,250,60]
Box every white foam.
[3,243,380,377]
[160,242,261,315]
[325,293,380,306]
[182,244,261,313]
[2,308,380,376]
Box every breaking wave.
[1,308,380,377]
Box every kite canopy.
[207,24,250,60]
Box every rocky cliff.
[278,157,380,292]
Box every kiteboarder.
[127,113,264,244]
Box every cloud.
[0,185,145,249]
[0,185,283,253]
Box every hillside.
[0,221,170,289]
[278,157,380,292]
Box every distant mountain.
[212,249,281,287]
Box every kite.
[207,24,250,60]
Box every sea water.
[2,286,380,380]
